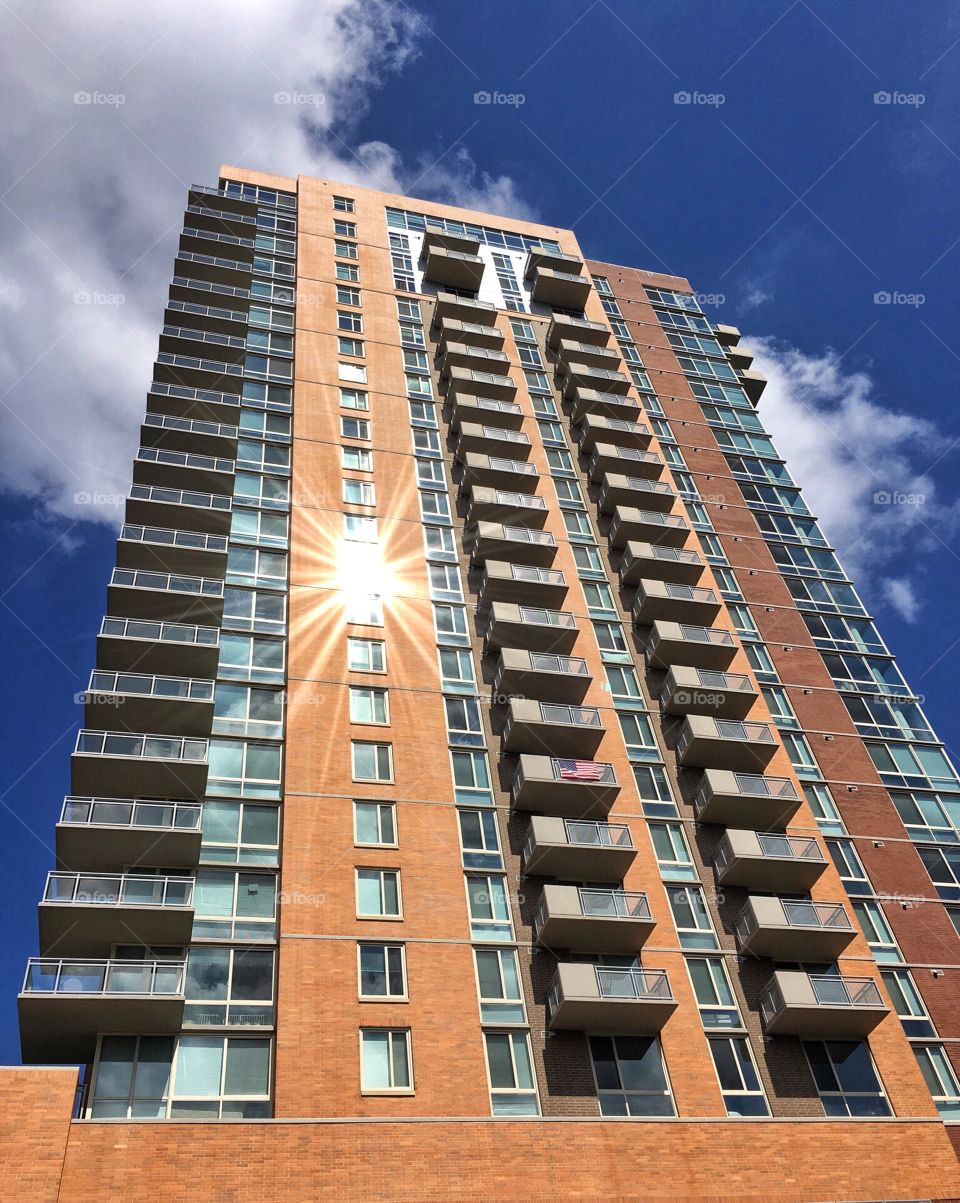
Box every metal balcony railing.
[99,616,220,648]
[43,871,194,908]
[74,729,209,763]
[22,958,186,997]
[87,670,214,702]
[60,796,202,830]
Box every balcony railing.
[74,729,209,763]
[510,565,563,585]
[487,456,537,476]
[87,670,214,702]
[60,796,202,831]
[43,871,194,908]
[110,567,224,598]
[577,888,651,920]
[736,899,851,945]
[564,819,633,848]
[538,702,602,727]
[531,652,589,675]
[595,967,671,1001]
[99,616,220,649]
[142,412,238,440]
[137,447,234,475]
[519,606,576,628]
[492,526,555,547]
[160,324,246,353]
[22,958,185,997]
[714,831,822,876]
[808,975,883,1007]
[680,624,736,648]
[129,483,232,513]
[120,525,228,554]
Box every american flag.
[556,758,604,781]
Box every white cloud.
[741,281,773,310]
[0,0,536,525]
[743,336,960,621]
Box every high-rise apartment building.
[5,164,960,1201]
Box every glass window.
[880,968,935,1037]
[354,800,396,846]
[686,957,741,1029]
[356,869,401,917]
[342,446,373,471]
[667,885,718,949]
[339,387,368,410]
[852,900,901,963]
[804,1040,892,1117]
[466,874,512,940]
[358,944,406,998]
[350,686,389,725]
[444,696,484,746]
[458,808,502,870]
[352,741,393,782]
[648,821,696,880]
[340,416,370,440]
[343,478,375,506]
[345,595,383,626]
[360,1029,411,1092]
[589,1035,675,1116]
[451,750,492,804]
[709,1036,770,1116]
[484,1031,539,1116]
[347,636,385,672]
[915,1044,960,1119]
[474,948,524,1023]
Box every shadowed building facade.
[6,164,960,1202]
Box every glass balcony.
[589,444,664,484]
[572,392,644,425]
[18,958,186,1063]
[676,716,778,771]
[97,615,220,676]
[736,897,855,960]
[466,522,557,567]
[456,423,532,461]
[435,317,504,351]
[71,729,209,798]
[57,796,203,871]
[547,964,676,1032]
[546,313,610,348]
[84,670,215,736]
[645,620,738,670]
[141,410,238,456]
[578,414,652,454]
[126,482,232,535]
[153,350,244,390]
[462,453,539,494]
[39,872,195,956]
[713,829,827,891]
[158,323,247,365]
[117,523,229,576]
[445,363,519,401]
[619,541,703,586]
[466,487,547,529]
[631,580,721,626]
[439,344,509,381]
[525,255,591,308]
[609,507,689,550]
[147,381,243,425]
[133,446,234,494]
[554,340,621,371]
[535,886,654,952]
[449,393,524,432]
[561,363,632,401]
[523,816,636,879]
[693,769,802,829]
[485,602,579,655]
[512,754,619,817]
[479,561,567,607]
[431,291,497,327]
[599,475,676,515]
[503,699,603,757]
[493,648,591,704]
[165,297,248,339]
[422,237,485,289]
[760,971,887,1038]
[174,248,252,286]
[659,665,758,720]
[107,566,224,624]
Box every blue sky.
[1,0,959,1065]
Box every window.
[336,285,361,306]
[347,636,385,673]
[582,581,616,613]
[343,478,376,506]
[199,801,280,866]
[852,900,901,963]
[428,563,463,601]
[466,874,512,940]
[342,446,373,472]
[340,387,368,410]
[709,1037,770,1116]
[804,1040,892,1116]
[484,1032,539,1116]
[618,712,659,759]
[803,782,844,834]
[444,696,484,746]
[341,416,370,440]
[396,298,421,321]
[344,513,378,543]
[358,944,406,998]
[336,261,359,282]
[360,1029,411,1093]
[827,838,871,895]
[334,219,357,237]
[333,195,355,212]
[687,957,741,1029]
[183,947,274,1029]
[439,648,476,693]
[880,969,934,1037]
[217,633,284,684]
[339,362,367,384]
[193,869,277,939]
[606,664,643,703]
[649,822,696,880]
[451,749,492,803]
[345,596,383,626]
[589,1035,675,1117]
[334,239,358,259]
[354,800,396,847]
[667,885,718,949]
[458,808,502,870]
[213,683,283,739]
[350,686,389,725]
[434,604,469,647]
[474,948,524,1022]
[424,526,456,562]
[633,764,676,814]
[352,740,393,782]
[356,869,401,917]
[915,1045,960,1119]
[339,337,364,357]
[206,740,282,801]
